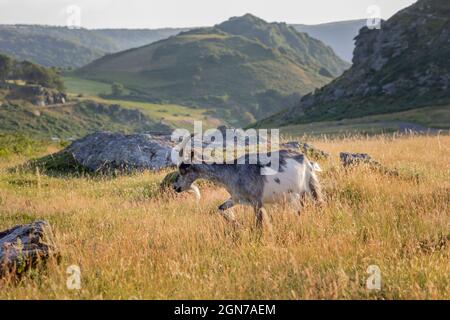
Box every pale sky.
[0,0,417,29]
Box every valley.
[0,0,449,303]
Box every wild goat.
[173,147,323,229]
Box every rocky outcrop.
[62,131,177,173]
[281,141,330,160]
[0,220,58,277]
[81,102,151,124]
[32,87,66,106]
[340,152,403,177]
[340,152,377,167]
[256,0,450,127]
[7,84,67,106]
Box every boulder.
[281,141,330,160]
[340,152,374,167]
[0,220,58,277]
[340,152,405,178]
[64,131,177,173]
[36,131,333,174]
[7,84,67,106]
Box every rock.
[332,88,345,99]
[204,126,264,147]
[382,82,397,95]
[39,131,333,174]
[282,141,330,160]
[257,0,450,126]
[340,152,406,178]
[8,84,67,106]
[64,131,177,173]
[340,152,374,167]
[0,220,58,277]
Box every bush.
[0,134,47,158]
[0,53,12,82]
[17,61,65,91]
[25,151,86,175]
[111,82,124,97]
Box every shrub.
[0,134,47,158]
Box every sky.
[0,0,417,29]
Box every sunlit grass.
[0,134,449,299]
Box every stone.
[340,152,405,178]
[282,141,330,160]
[64,131,177,173]
[0,220,58,277]
[340,152,374,167]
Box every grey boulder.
[65,131,177,173]
[0,220,58,277]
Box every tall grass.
[0,134,448,299]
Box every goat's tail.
[308,162,324,203]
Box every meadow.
[279,105,450,136]
[0,133,448,299]
[63,76,224,130]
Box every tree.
[0,54,12,83]
[19,61,64,91]
[111,82,124,97]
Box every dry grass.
[0,134,449,299]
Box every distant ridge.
[0,25,188,67]
[254,0,450,128]
[292,19,367,62]
[75,14,350,125]
[0,18,365,68]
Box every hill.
[0,100,171,139]
[254,0,450,128]
[0,20,365,68]
[0,25,187,68]
[74,14,349,125]
[292,19,367,62]
[0,19,364,69]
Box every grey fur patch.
[176,149,315,207]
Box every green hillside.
[62,76,226,129]
[277,105,450,136]
[217,14,349,77]
[75,14,349,125]
[0,25,187,68]
[0,20,363,69]
[292,19,367,62]
[254,0,450,128]
[0,100,171,139]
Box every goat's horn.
[189,184,201,202]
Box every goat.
[173,148,323,229]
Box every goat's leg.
[289,192,303,216]
[218,198,238,225]
[255,205,272,231]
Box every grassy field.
[0,134,448,299]
[62,76,115,96]
[63,76,223,129]
[278,105,450,136]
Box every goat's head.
[173,162,200,193]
